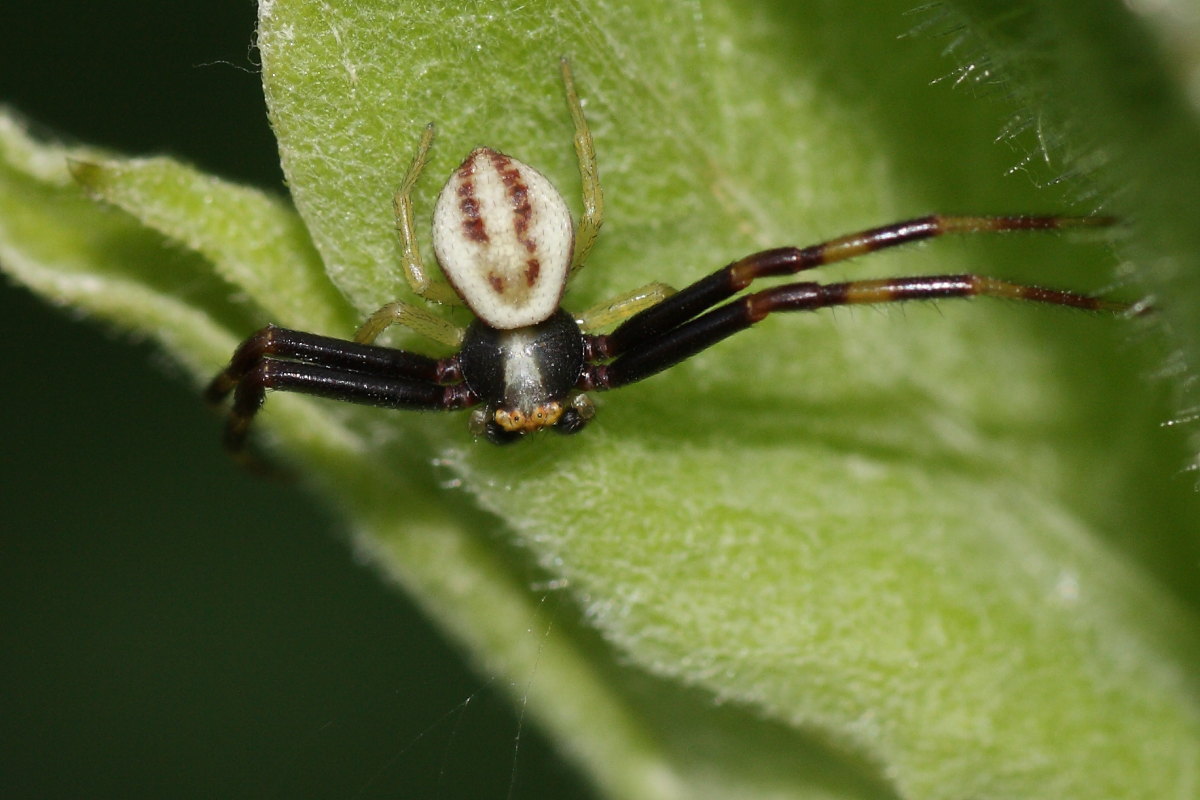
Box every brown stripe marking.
[456,157,488,243]
[488,150,538,255]
[485,149,545,300]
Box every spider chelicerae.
[207,59,1133,448]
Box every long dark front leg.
[206,325,461,404]
[599,214,1114,358]
[588,274,1133,390]
[206,325,468,453]
[222,360,474,452]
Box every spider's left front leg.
[585,272,1134,391]
[597,215,1116,357]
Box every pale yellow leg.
[355,301,465,348]
[575,282,676,333]
[561,58,604,275]
[394,123,463,305]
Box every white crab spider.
[208,59,1130,449]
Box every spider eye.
[494,402,566,433]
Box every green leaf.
[68,155,356,333]
[945,0,1200,467]
[3,0,1199,798]
[0,112,233,376]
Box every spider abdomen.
[432,147,575,330]
[459,309,586,437]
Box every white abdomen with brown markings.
[432,147,575,330]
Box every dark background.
[0,2,591,797]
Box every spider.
[207,59,1133,448]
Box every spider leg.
[575,281,676,333]
[205,325,459,406]
[206,327,468,452]
[355,301,466,347]
[560,57,604,274]
[587,274,1133,390]
[600,214,1115,356]
[394,123,463,305]
[221,360,474,453]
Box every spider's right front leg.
[205,326,467,452]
